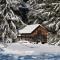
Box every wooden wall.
[31,26,48,37]
[31,26,48,43]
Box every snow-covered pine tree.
[0,0,26,46]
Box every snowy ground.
[0,41,60,60]
[1,40,60,55]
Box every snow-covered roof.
[19,24,40,34]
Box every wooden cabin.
[18,24,48,44]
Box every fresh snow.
[19,24,40,34]
[0,41,60,56]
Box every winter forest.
[0,0,60,45]
[1,0,60,60]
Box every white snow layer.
[1,41,60,56]
[19,24,40,34]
